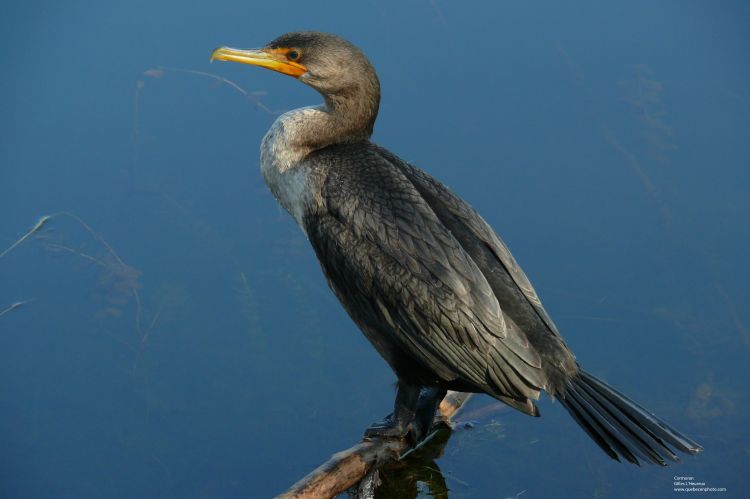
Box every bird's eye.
[288,49,301,61]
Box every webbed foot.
[364,412,410,438]
[363,381,420,440]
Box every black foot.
[363,381,420,440]
[364,412,410,438]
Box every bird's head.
[211,31,379,105]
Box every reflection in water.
[371,428,452,499]
[347,401,515,498]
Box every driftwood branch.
[278,391,472,499]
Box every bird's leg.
[364,381,420,439]
[412,386,448,443]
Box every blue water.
[2,1,749,497]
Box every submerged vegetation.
[2,212,153,371]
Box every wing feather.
[304,144,546,401]
[376,145,563,338]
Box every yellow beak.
[210,47,307,78]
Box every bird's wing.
[303,144,546,403]
[377,146,562,338]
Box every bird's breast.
[259,113,316,228]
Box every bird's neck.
[265,89,379,171]
[259,92,378,226]
[322,89,379,142]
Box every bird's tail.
[558,369,702,466]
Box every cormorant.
[211,32,702,465]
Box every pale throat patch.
[259,107,324,228]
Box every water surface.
[2,1,748,497]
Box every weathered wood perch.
[277,391,472,499]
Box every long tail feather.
[558,369,702,466]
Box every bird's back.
[386,151,555,334]
[372,145,579,394]
[302,140,577,408]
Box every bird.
[211,31,702,466]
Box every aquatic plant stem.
[0,215,51,259]
[0,300,32,318]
